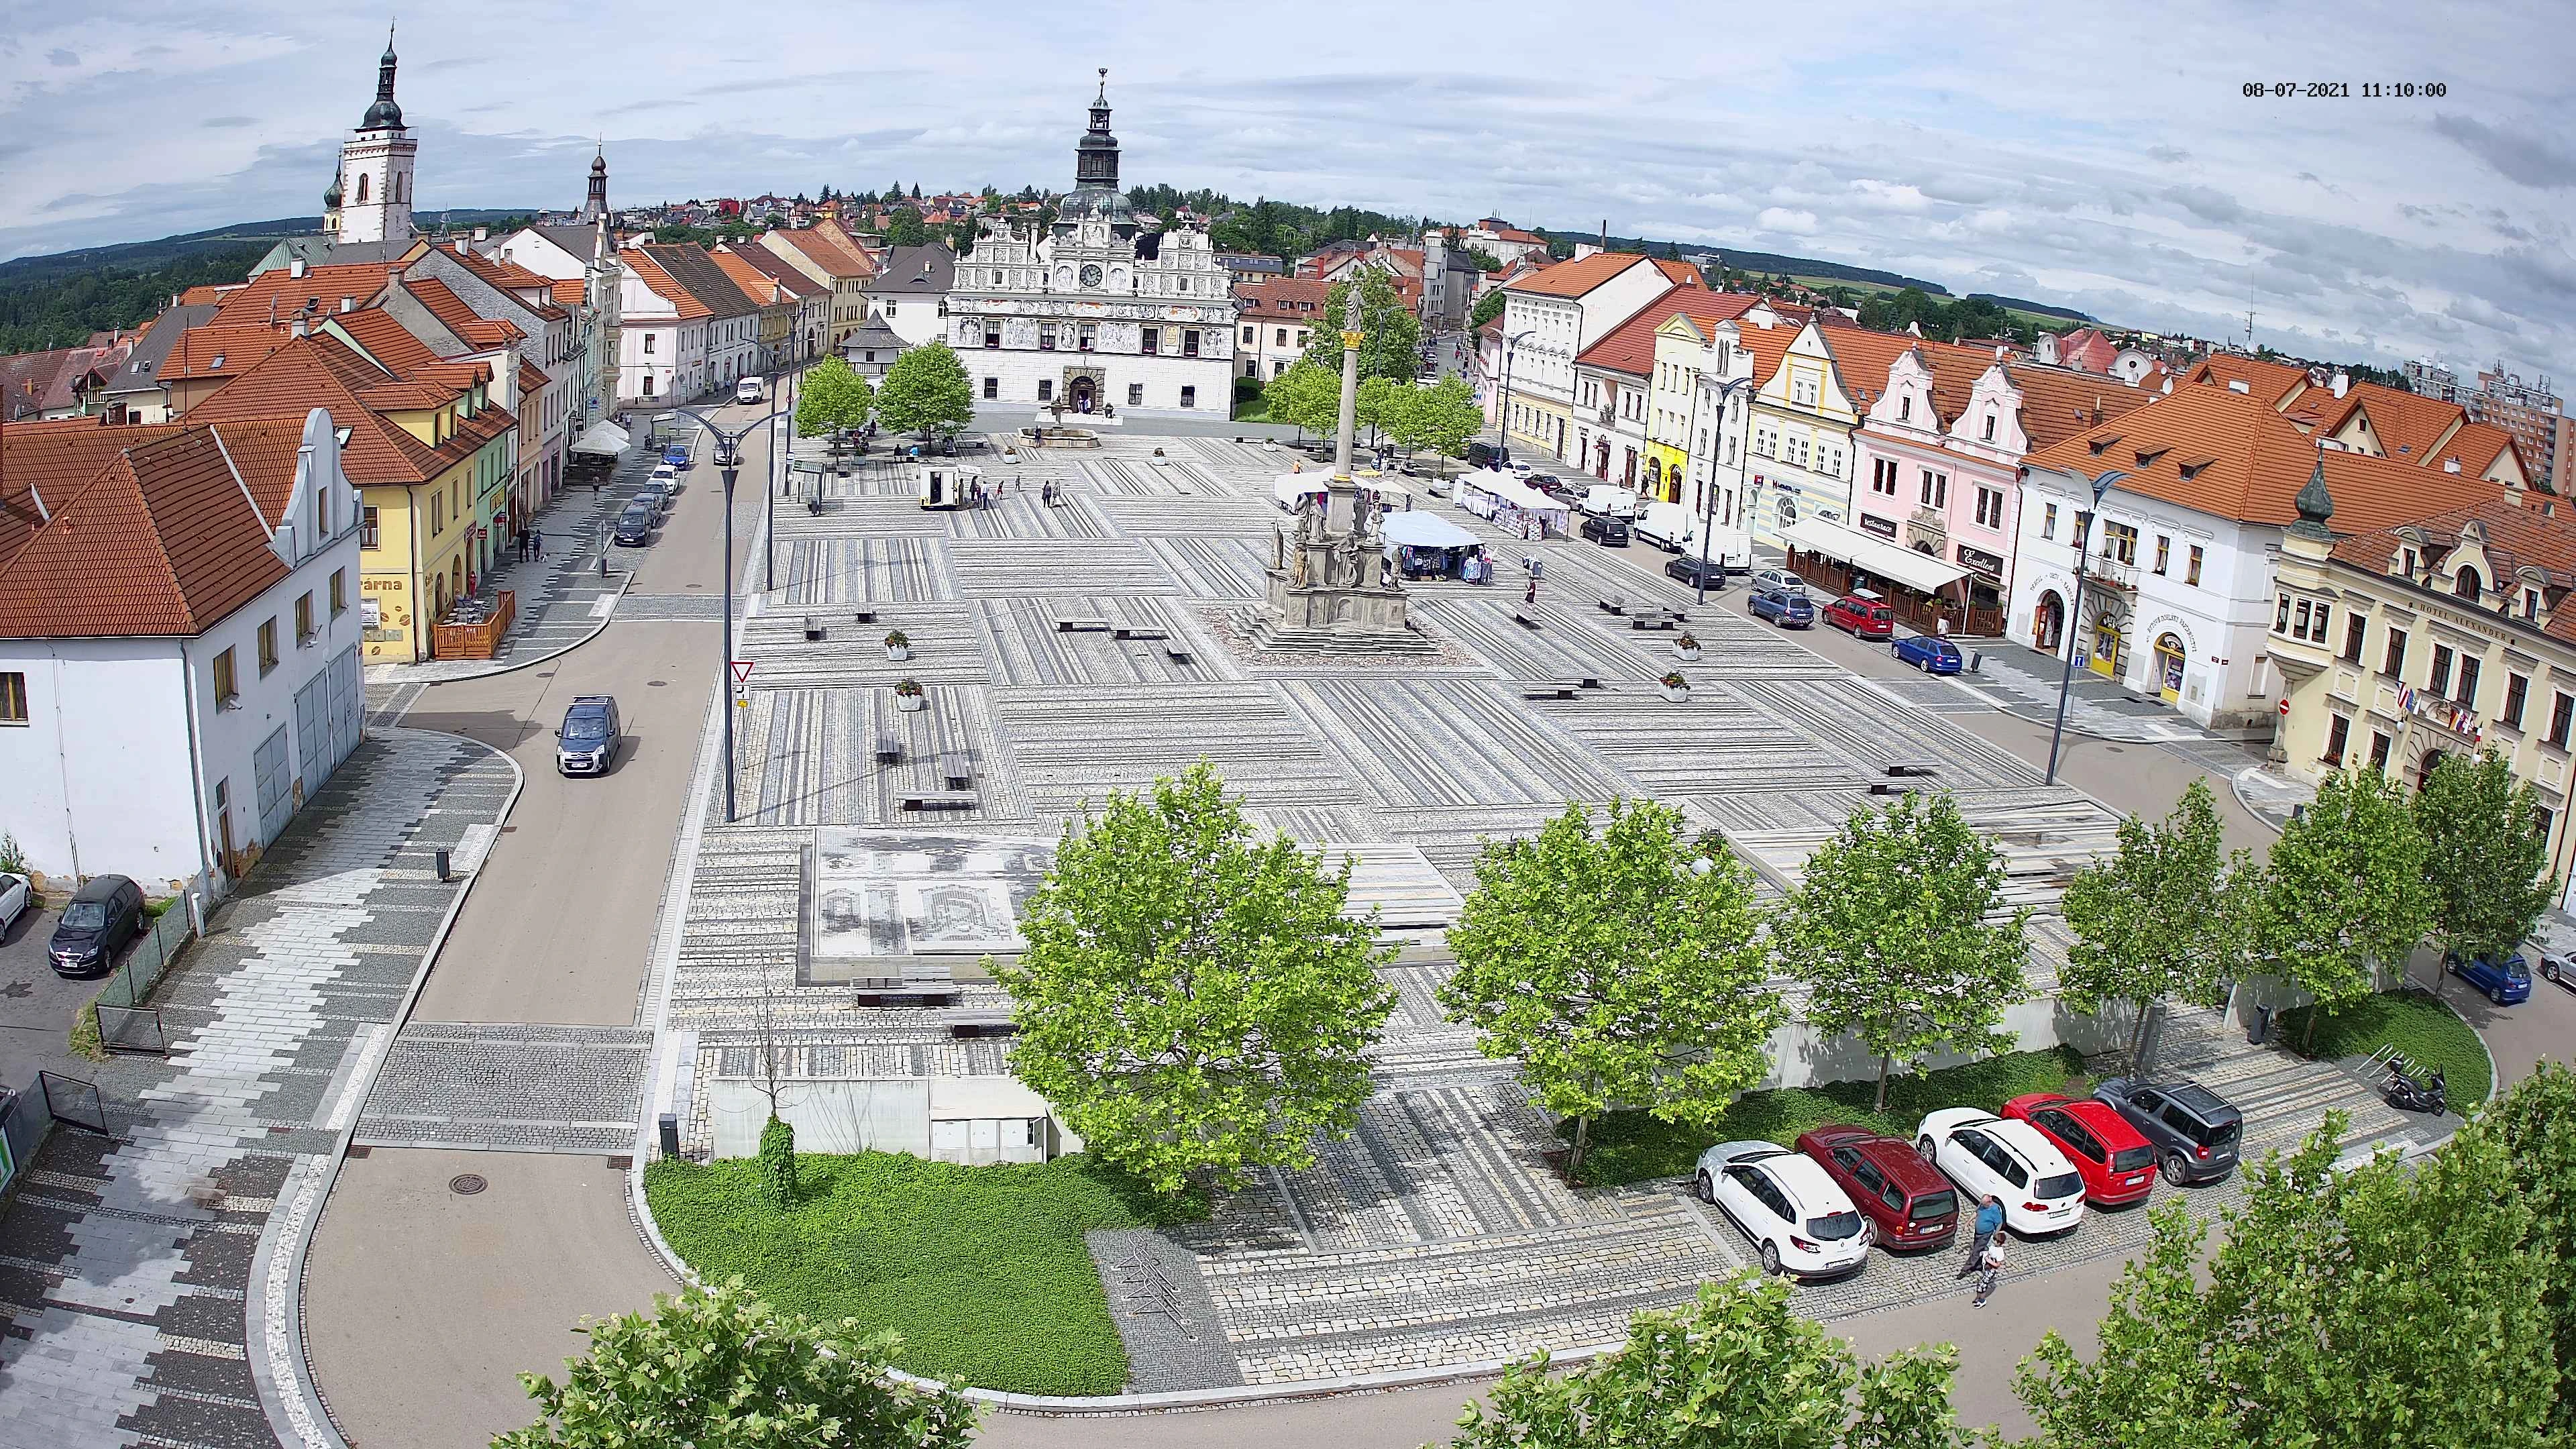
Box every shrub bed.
[1569,1046,2088,1187]
[644,1150,1203,1396]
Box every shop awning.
[1382,511,1481,549]
[570,420,631,458]
[1461,474,1566,515]
[1781,518,1971,596]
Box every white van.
[1578,484,1640,520]
[1684,525,1755,573]
[1634,500,1697,552]
[735,376,765,405]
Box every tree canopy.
[2413,749,2559,974]
[872,340,975,437]
[1470,288,1508,333]
[2057,780,2254,1071]
[793,357,874,437]
[1777,793,2031,1110]
[1301,269,1419,386]
[884,208,929,248]
[2255,769,2433,1044]
[995,763,1395,1195]
[1265,358,1342,439]
[1442,800,1784,1175]
[1385,376,1483,472]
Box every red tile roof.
[2310,380,2465,462]
[1574,287,1762,377]
[183,333,512,487]
[2182,353,2314,409]
[625,248,710,319]
[2329,498,2576,645]
[404,275,526,348]
[0,419,319,638]
[1504,251,1670,300]
[209,262,394,329]
[160,325,297,384]
[1234,277,1332,321]
[0,417,189,568]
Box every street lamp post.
[2043,468,2129,786]
[674,399,791,824]
[1694,376,1753,608]
[1497,328,1536,463]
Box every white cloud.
[1756,207,1821,235]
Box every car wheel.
[1696,1171,1714,1204]
[2491,985,2508,1006]
[1760,1240,1783,1276]
[2161,1151,2190,1186]
[2446,958,2460,975]
[1917,1136,1937,1163]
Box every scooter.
[2383,1058,2448,1116]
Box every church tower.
[1073,69,1119,191]
[334,30,418,246]
[581,147,608,224]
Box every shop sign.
[1858,513,1898,539]
[1956,545,2004,578]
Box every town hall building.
[945,73,1236,415]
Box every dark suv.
[50,874,145,978]
[613,497,657,546]
[2092,1077,2243,1185]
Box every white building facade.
[944,78,1236,415]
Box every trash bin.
[1967,650,1983,674]
[2246,1004,2273,1046]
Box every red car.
[2002,1093,2157,1206]
[1822,592,1895,640]
[1794,1124,1960,1251]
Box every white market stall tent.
[1457,473,1570,539]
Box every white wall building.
[867,246,956,347]
[327,38,417,248]
[944,78,1236,415]
[0,412,364,892]
[1494,252,1698,466]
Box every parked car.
[2447,950,2534,1006]
[613,498,657,546]
[1915,1108,2088,1237]
[2540,949,2576,993]
[1752,568,1807,596]
[1750,588,1815,628]
[1665,554,1727,590]
[556,695,624,776]
[2001,1093,2157,1208]
[1634,500,1695,552]
[1892,635,1965,674]
[2092,1077,2243,1185]
[1580,513,1631,547]
[1823,590,1895,640]
[735,376,765,405]
[661,443,692,468]
[0,871,30,938]
[1693,1140,1872,1279]
[1509,461,1534,480]
[1795,1125,1960,1252]
[48,874,144,979]
[1466,441,1500,470]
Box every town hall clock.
[1079,262,1104,288]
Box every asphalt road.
[0,898,83,1098]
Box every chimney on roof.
[2331,370,2350,398]
[291,313,307,339]
[2445,457,2463,474]
[290,256,308,280]
[474,226,487,242]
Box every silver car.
[1752,568,1808,596]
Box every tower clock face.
[1079,263,1104,288]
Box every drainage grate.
[605,1155,633,1170]
[448,1173,489,1196]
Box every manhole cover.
[448,1173,488,1196]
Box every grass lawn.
[1570,1046,2088,1188]
[1232,394,1273,423]
[644,1150,1204,1396]
[2278,988,2491,1108]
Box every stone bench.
[1113,625,1169,641]
[949,1014,1018,1040]
[1055,616,1113,633]
[1512,610,1542,630]
[899,790,980,812]
[1597,596,1627,614]
[804,616,825,641]
[854,987,962,1009]
[1521,682,1579,700]
[1627,615,1679,632]
[937,752,973,791]
[1883,760,1941,777]
[1163,642,1194,665]
[874,733,902,765]
[851,607,877,625]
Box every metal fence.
[92,884,217,1015]
[0,1087,42,1194]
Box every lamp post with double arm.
[1694,375,1754,608]
[674,398,790,824]
[1496,328,1536,464]
[2043,467,2130,786]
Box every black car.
[1580,513,1631,547]
[2092,1077,2243,1185]
[1466,441,1501,469]
[50,874,144,978]
[556,695,623,776]
[1665,554,1727,590]
[612,498,657,546]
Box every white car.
[0,871,28,938]
[735,376,765,405]
[1916,1109,2087,1237]
[1752,568,1808,597]
[1693,1140,1872,1278]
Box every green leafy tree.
[1470,288,1508,333]
[2017,1114,2557,1449]
[2255,769,2433,1048]
[1355,374,1401,447]
[872,341,975,438]
[1406,376,1483,476]
[494,1278,975,1449]
[1301,269,1419,385]
[2483,1062,2576,1436]
[1266,357,1342,440]
[792,356,874,437]
[1449,1271,1989,1449]
[1464,246,1504,272]
[2058,780,2255,1072]
[884,208,928,248]
[1441,801,1783,1177]
[1777,793,2031,1110]
[996,763,1396,1195]
[2413,749,2559,982]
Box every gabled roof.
[713,244,820,300]
[183,333,512,487]
[1504,251,1666,300]
[1234,277,1332,321]
[404,275,527,348]
[2002,364,2156,453]
[2182,353,2313,409]
[161,324,298,384]
[1725,304,1815,388]
[0,419,319,638]
[624,248,710,320]
[0,417,190,568]
[634,243,758,319]
[1575,288,1762,377]
[328,307,446,376]
[2025,383,2507,533]
[101,304,219,397]
[2313,380,2465,462]
[871,245,956,296]
[2439,421,2522,480]
[2328,498,2576,646]
[761,226,876,279]
[210,262,395,329]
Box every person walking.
[1972,1231,2008,1307]
[1524,576,1538,606]
[1956,1195,2005,1279]
[532,530,543,561]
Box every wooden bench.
[1596,596,1627,614]
[1113,625,1169,641]
[1054,616,1112,633]
[949,1014,1018,1040]
[853,987,962,1009]
[1512,610,1542,630]
[899,791,980,812]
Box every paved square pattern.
[664,432,2442,1392]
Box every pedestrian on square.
[1972,1232,2008,1307]
[1957,1195,2005,1278]
[533,531,543,561]
[1524,577,1538,606]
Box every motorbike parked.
[2382,1055,2449,1116]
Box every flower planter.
[1660,684,1690,703]
[895,693,926,713]
[885,645,910,661]
[1675,645,1701,661]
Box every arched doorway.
[2418,749,2447,793]
[2153,633,2187,702]
[1069,376,1096,413]
[2033,590,2065,653]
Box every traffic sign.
[731,660,755,686]
[2278,698,2291,716]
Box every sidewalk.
[361,449,655,690]
[0,730,516,1449]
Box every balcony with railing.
[2090,549,2139,592]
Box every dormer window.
[2526,588,2542,621]
[2457,566,2483,602]
[1982,412,1996,441]
[1898,396,1911,423]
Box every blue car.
[2448,951,2533,1006]
[1750,588,1815,629]
[1892,635,1964,674]
[661,443,691,468]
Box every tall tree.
[2017,1114,2557,1449]
[2058,780,2255,1072]
[1399,376,1482,476]
[1450,1272,1988,1449]
[494,1279,975,1449]
[1777,793,2031,1110]
[792,356,873,437]
[996,763,1395,1195]
[1442,801,1783,1177]
[2413,749,2559,983]
[2255,769,2433,1048]
[1300,268,1419,386]
[871,341,975,437]
[884,208,928,248]
[1265,358,1342,439]
[1471,288,1508,333]
[2482,1062,2576,1436]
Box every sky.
[3,1,2572,379]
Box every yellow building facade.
[358,384,518,663]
